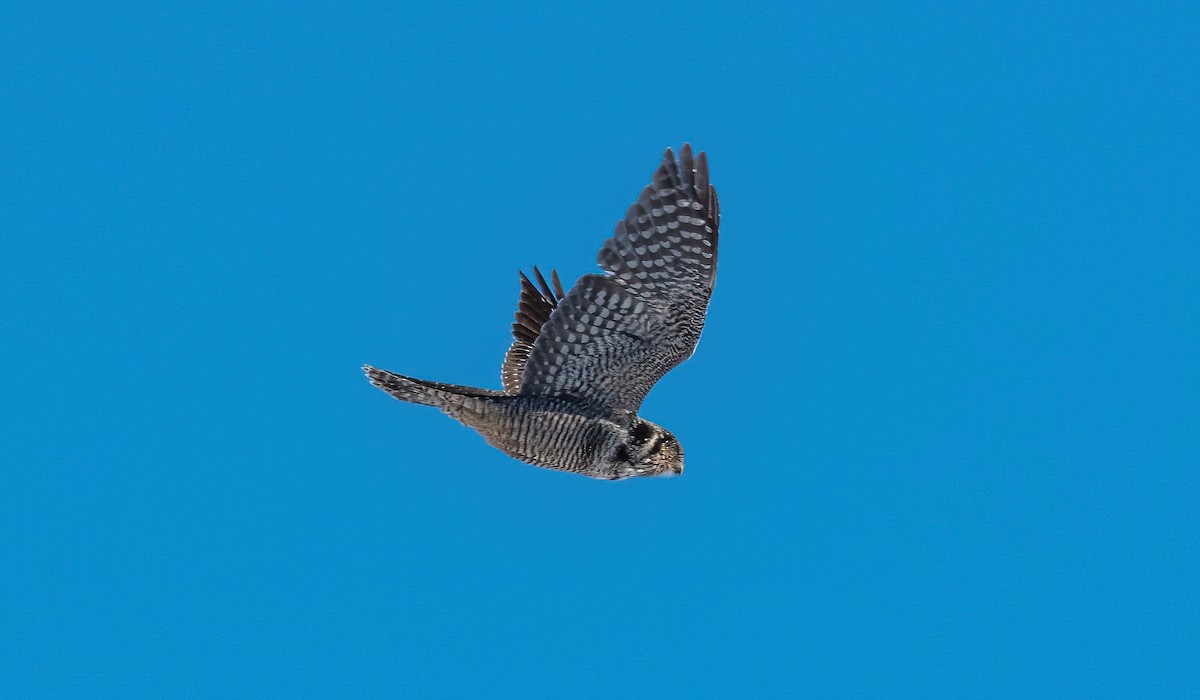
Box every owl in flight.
[364,144,719,480]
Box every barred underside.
[365,365,624,477]
[466,397,622,476]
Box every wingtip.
[550,268,564,298]
[678,144,695,188]
[670,142,701,158]
[665,143,706,184]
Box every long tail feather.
[362,366,504,407]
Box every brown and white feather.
[500,267,564,393]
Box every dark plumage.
[364,144,719,479]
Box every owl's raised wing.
[517,144,720,413]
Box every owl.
[364,144,719,480]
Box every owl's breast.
[454,396,629,477]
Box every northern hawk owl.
[364,144,719,480]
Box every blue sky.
[2,1,1197,697]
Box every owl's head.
[614,418,684,478]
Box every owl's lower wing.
[500,267,564,394]
[518,145,720,413]
[517,274,697,412]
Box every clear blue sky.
[2,1,1197,697]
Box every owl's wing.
[500,267,565,393]
[518,144,720,413]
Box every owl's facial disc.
[614,419,683,477]
[626,421,683,477]
[647,432,684,476]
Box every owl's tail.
[362,365,501,410]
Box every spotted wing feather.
[519,145,720,412]
[596,144,720,299]
[500,266,565,393]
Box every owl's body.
[363,372,681,479]
[364,145,718,480]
